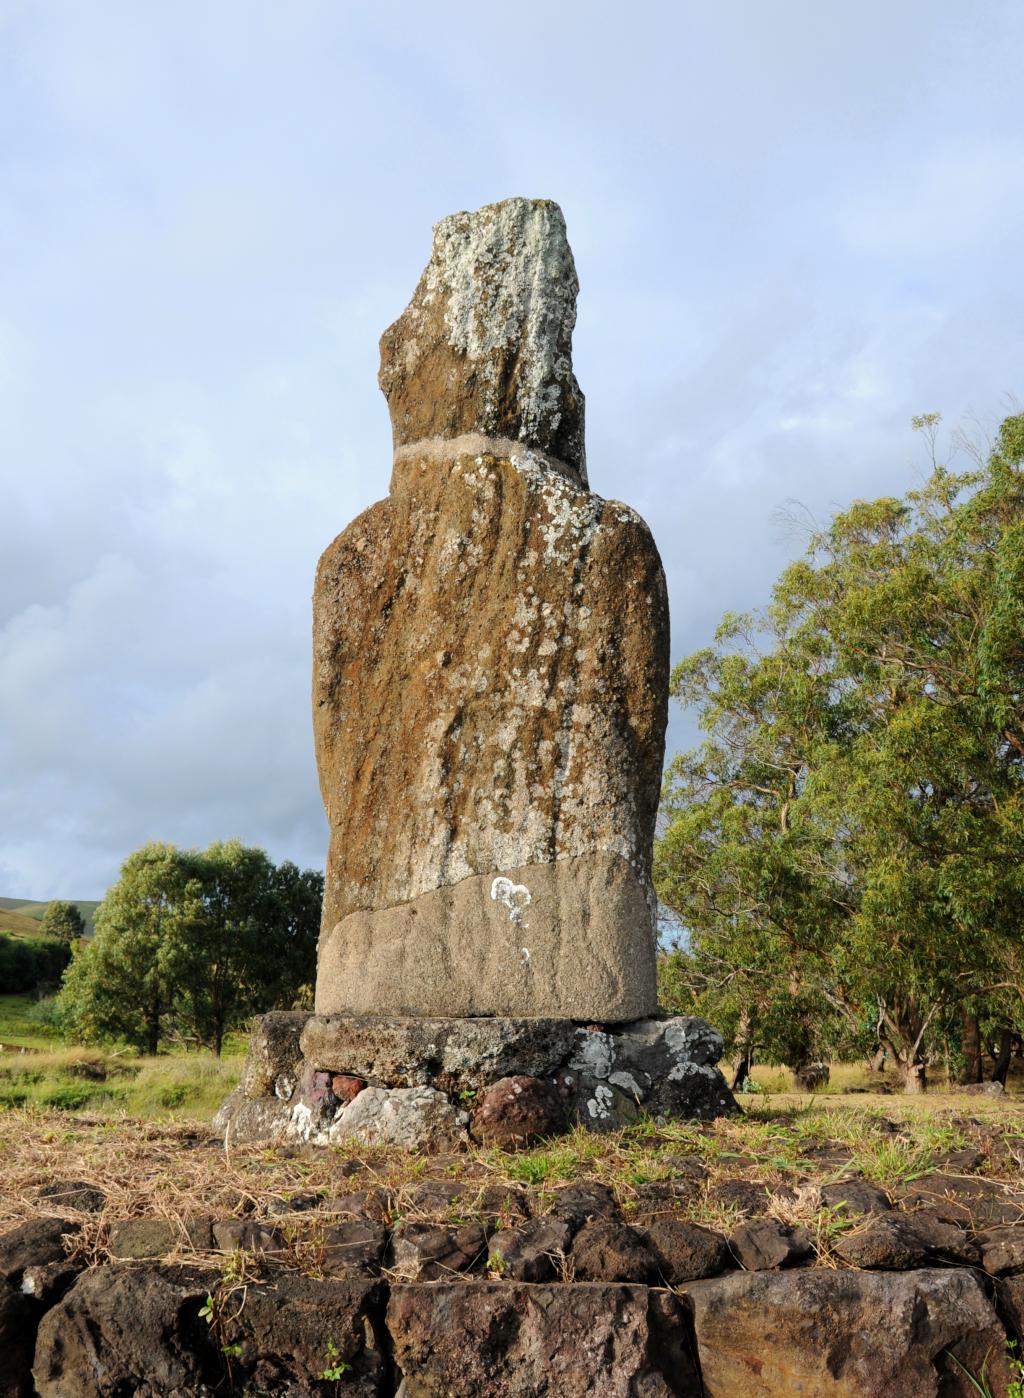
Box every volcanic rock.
[728,1217,813,1271]
[313,196,669,1023]
[470,1074,567,1148]
[487,1216,573,1282]
[681,1266,1012,1396]
[387,1221,487,1281]
[569,1219,658,1283]
[387,1281,697,1396]
[643,1219,731,1284]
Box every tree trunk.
[146,998,160,1056]
[730,1009,754,1091]
[959,1010,983,1084]
[901,1061,927,1093]
[992,1027,1013,1086]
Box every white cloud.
[1,0,1023,895]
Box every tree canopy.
[57,840,322,1054]
[655,413,1024,1090]
[40,900,86,943]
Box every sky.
[2,1,1023,899]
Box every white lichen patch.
[490,875,532,926]
[383,199,587,480]
[586,1084,615,1120]
[430,201,579,451]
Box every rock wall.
[8,1234,1019,1396]
[8,1128,1024,1396]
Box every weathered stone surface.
[793,1061,830,1090]
[320,1220,388,1279]
[211,1090,292,1142]
[221,1011,737,1144]
[327,1086,467,1150]
[963,1079,1005,1096]
[331,1073,365,1105]
[0,1217,80,1288]
[470,1074,566,1148]
[567,1017,738,1125]
[709,1179,772,1217]
[388,1222,488,1281]
[379,198,586,478]
[33,1266,218,1397]
[642,1219,731,1284]
[903,1211,980,1266]
[682,1267,1013,1396]
[223,1274,389,1394]
[314,198,669,1023]
[488,1216,573,1282]
[211,1219,283,1254]
[728,1217,813,1270]
[834,1213,931,1270]
[300,1014,577,1092]
[34,1266,389,1397]
[238,1009,309,1100]
[323,1188,394,1223]
[897,1173,1024,1227]
[109,1219,211,1263]
[978,1225,1024,1276]
[317,852,660,1020]
[262,1189,324,1216]
[933,1147,986,1172]
[820,1178,892,1217]
[628,1178,704,1223]
[569,1219,657,1283]
[400,1179,527,1226]
[17,1257,81,1310]
[997,1272,1024,1337]
[546,1181,621,1233]
[387,1281,698,1396]
[0,1276,34,1398]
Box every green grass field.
[0,993,63,1050]
[0,993,243,1119]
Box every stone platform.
[214,1012,738,1149]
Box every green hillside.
[0,908,48,939]
[0,898,101,936]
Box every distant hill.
[0,898,101,937]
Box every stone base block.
[315,854,659,1022]
[214,1011,738,1149]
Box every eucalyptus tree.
[657,414,1024,1089]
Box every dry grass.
[3,1091,1024,1278]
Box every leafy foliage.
[0,934,71,995]
[656,414,1024,1088]
[56,841,322,1054]
[40,900,85,943]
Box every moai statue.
[312,197,669,1021]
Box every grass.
[0,908,52,939]
[0,993,63,1050]
[0,994,243,1119]
[0,1043,241,1118]
[1,1092,1023,1280]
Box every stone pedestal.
[214,1011,738,1150]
